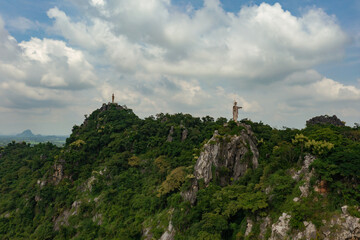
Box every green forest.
[0,103,359,239]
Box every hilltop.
[0,103,359,239]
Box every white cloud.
[0,17,21,62]
[283,70,322,85]
[19,37,51,63]
[47,2,347,83]
[18,37,97,90]
[311,78,360,100]
[7,17,39,32]
[41,73,67,87]
[90,0,105,7]
[0,63,26,80]
[0,17,98,113]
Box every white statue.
[233,101,242,122]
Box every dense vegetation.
[0,104,359,239]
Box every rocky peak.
[100,102,124,112]
[306,115,345,127]
[182,123,259,204]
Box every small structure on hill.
[233,101,242,122]
[306,115,345,127]
[112,93,115,103]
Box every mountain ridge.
[0,103,359,239]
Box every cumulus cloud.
[47,1,347,83]
[19,37,97,89]
[41,1,357,128]
[0,17,20,62]
[90,0,105,7]
[0,15,97,111]
[311,78,360,101]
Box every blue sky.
[0,0,359,134]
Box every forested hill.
[0,103,359,239]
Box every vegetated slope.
[0,104,359,239]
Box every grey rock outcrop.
[159,221,175,240]
[37,179,46,189]
[92,213,103,226]
[54,200,82,231]
[181,128,188,142]
[53,163,64,185]
[267,206,360,239]
[291,154,316,199]
[259,216,271,239]
[306,115,344,127]
[143,227,153,240]
[167,126,174,142]
[321,206,360,240]
[270,213,291,240]
[244,219,254,237]
[53,156,66,185]
[294,221,317,240]
[142,209,175,240]
[291,154,315,182]
[182,124,259,204]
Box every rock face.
[259,216,271,239]
[257,153,360,240]
[182,124,259,204]
[244,219,254,237]
[294,221,317,240]
[159,221,175,240]
[270,213,291,240]
[167,126,174,142]
[53,163,64,185]
[53,200,82,231]
[142,227,153,240]
[321,206,360,240]
[266,207,360,240]
[181,128,188,142]
[291,154,316,198]
[306,115,345,127]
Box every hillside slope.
[0,103,359,239]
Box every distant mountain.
[0,129,68,147]
[16,129,36,137]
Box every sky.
[0,0,359,135]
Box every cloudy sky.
[0,0,359,135]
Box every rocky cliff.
[182,123,259,204]
[244,154,360,240]
[262,206,360,240]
